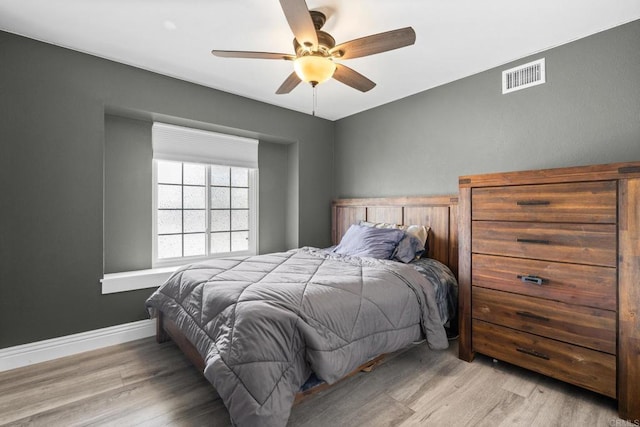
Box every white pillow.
[404,224,429,248]
[359,220,399,229]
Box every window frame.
[151,159,259,268]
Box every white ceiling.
[1,1,639,120]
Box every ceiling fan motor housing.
[294,30,335,57]
[310,10,327,30]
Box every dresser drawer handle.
[515,311,550,322]
[517,275,544,285]
[516,200,551,206]
[516,347,550,360]
[516,238,550,245]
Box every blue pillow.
[333,224,405,259]
[395,234,425,263]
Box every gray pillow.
[333,224,404,259]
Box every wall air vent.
[502,58,545,94]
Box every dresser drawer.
[473,320,616,398]
[472,181,617,223]
[472,221,617,267]
[471,254,617,310]
[472,287,616,353]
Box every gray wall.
[2,20,639,349]
[104,115,153,273]
[0,30,334,348]
[334,20,640,198]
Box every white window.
[152,123,258,267]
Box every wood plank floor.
[0,338,634,426]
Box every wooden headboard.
[331,195,459,277]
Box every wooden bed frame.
[156,194,459,403]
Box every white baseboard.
[0,319,156,372]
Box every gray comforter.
[145,247,448,426]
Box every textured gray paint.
[286,142,300,250]
[0,30,333,348]
[334,20,640,198]
[104,115,152,273]
[257,141,290,254]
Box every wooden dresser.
[457,161,640,421]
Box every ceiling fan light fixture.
[293,55,336,86]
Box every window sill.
[101,267,179,294]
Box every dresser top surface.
[459,161,640,188]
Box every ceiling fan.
[211,0,416,94]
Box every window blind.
[152,122,258,169]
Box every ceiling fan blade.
[279,0,318,50]
[330,27,416,60]
[212,50,295,61]
[276,72,302,94]
[332,64,376,92]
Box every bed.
[146,195,459,426]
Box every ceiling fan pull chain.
[312,85,317,116]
